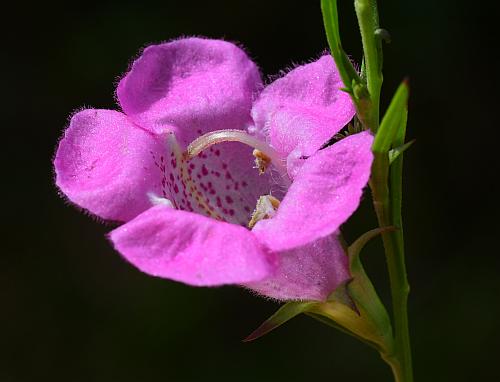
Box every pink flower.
[54,37,373,301]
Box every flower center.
[152,130,285,227]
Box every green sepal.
[372,79,409,153]
[245,229,395,354]
[389,139,415,164]
[243,301,317,342]
[244,294,388,349]
[305,311,382,352]
[346,227,395,352]
[307,298,389,351]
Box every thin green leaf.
[390,101,408,255]
[348,227,396,269]
[321,0,362,91]
[372,79,409,153]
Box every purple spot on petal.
[201,165,209,176]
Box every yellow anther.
[253,149,271,175]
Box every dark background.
[3,1,499,381]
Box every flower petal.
[117,37,262,147]
[251,54,355,157]
[110,205,276,285]
[252,131,374,252]
[246,234,349,301]
[54,109,163,222]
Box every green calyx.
[245,229,395,356]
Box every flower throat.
[158,130,290,227]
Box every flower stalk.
[322,1,414,381]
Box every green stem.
[355,0,383,131]
[370,151,412,382]
[355,1,413,381]
[388,107,413,382]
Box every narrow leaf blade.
[373,79,409,153]
[321,0,362,90]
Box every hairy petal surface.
[110,205,276,285]
[253,131,374,252]
[54,109,163,222]
[117,37,262,147]
[246,234,349,301]
[251,55,355,158]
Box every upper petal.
[117,37,262,147]
[246,234,349,301]
[252,131,374,252]
[54,109,163,222]
[251,54,355,157]
[109,205,276,285]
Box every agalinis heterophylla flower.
[54,37,373,301]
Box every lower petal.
[109,205,276,285]
[246,234,349,301]
[54,109,164,222]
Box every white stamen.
[248,195,281,229]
